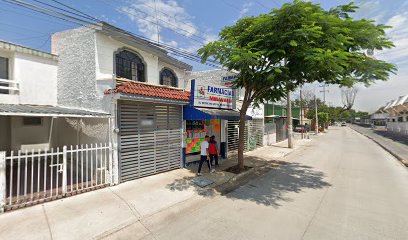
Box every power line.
[115,0,211,39]
[1,0,221,68]
[0,0,98,30]
[104,0,210,44]
[253,0,269,9]
[0,3,79,29]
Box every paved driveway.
[131,127,408,240]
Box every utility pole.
[300,88,303,139]
[153,0,160,44]
[319,84,329,104]
[287,90,293,148]
[314,95,319,134]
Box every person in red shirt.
[209,135,219,167]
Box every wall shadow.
[373,130,408,145]
[225,162,331,208]
[165,154,331,208]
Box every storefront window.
[185,120,221,156]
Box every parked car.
[294,125,307,132]
[341,122,347,126]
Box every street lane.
[138,127,408,240]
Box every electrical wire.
[104,0,211,44]
[0,0,222,68]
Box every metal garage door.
[227,120,248,152]
[118,101,182,182]
[252,119,264,148]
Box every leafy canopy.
[198,0,396,105]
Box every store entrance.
[185,120,221,163]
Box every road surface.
[106,127,408,240]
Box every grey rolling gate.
[118,101,182,182]
[227,120,248,152]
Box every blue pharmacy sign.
[190,79,234,110]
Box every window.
[0,56,9,94]
[23,117,42,126]
[160,68,178,87]
[398,117,403,122]
[115,50,145,82]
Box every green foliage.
[198,0,395,168]
[198,1,396,105]
[305,103,369,122]
[318,112,330,127]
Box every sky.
[0,0,407,112]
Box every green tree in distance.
[199,0,396,171]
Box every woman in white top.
[197,135,214,175]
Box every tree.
[318,112,330,128]
[199,1,396,171]
[341,86,359,110]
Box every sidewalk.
[0,138,312,240]
[350,124,408,166]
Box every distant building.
[376,94,408,135]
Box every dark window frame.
[159,68,178,87]
[0,56,9,94]
[115,50,146,82]
[23,117,42,126]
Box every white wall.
[387,122,408,135]
[56,117,109,147]
[95,33,187,88]
[15,52,58,106]
[10,116,54,151]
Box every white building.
[0,40,110,211]
[187,69,264,160]
[379,95,408,135]
[51,22,192,184]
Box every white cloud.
[239,2,253,18]
[374,12,408,67]
[119,0,216,49]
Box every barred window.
[160,68,178,87]
[115,50,145,82]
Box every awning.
[265,115,280,118]
[183,106,252,120]
[0,104,110,118]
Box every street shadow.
[166,176,218,198]
[166,151,330,208]
[224,162,330,208]
[373,130,408,145]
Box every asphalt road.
[112,127,408,240]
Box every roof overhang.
[183,106,252,121]
[118,94,189,105]
[0,104,110,118]
[0,40,58,60]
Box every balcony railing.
[0,78,20,94]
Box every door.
[118,101,182,182]
[227,120,248,152]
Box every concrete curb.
[350,126,408,168]
[213,144,303,194]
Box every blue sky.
[0,0,407,111]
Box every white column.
[0,151,6,213]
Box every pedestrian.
[197,135,214,176]
[209,135,219,167]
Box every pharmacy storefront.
[182,79,249,165]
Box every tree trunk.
[238,101,250,170]
[287,90,294,148]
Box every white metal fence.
[387,122,408,135]
[0,143,112,212]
